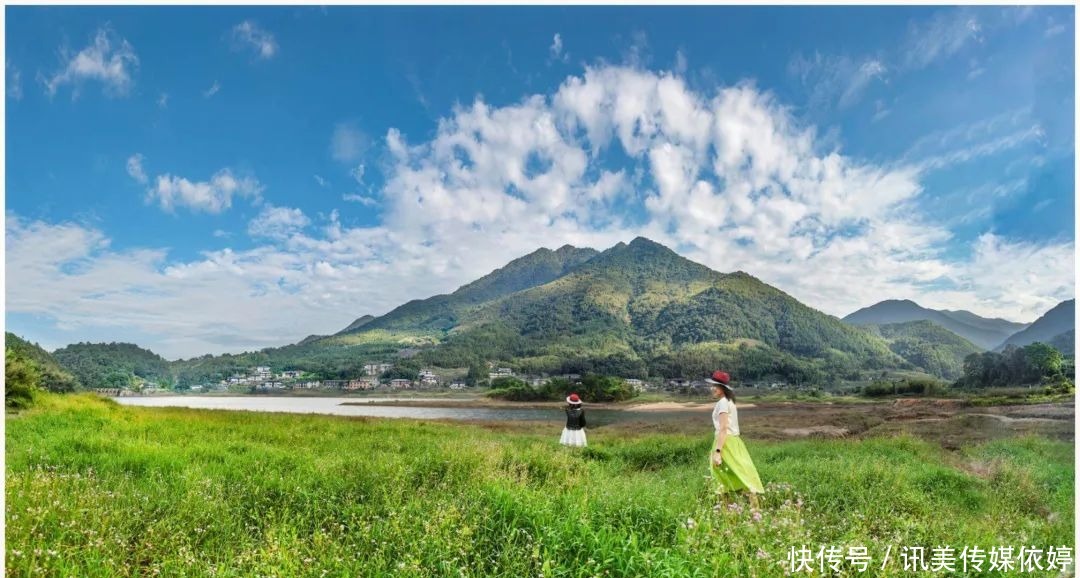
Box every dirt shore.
[456,397,1075,446]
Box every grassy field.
[5,394,1074,577]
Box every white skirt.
[560,428,587,447]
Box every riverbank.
[113,395,1075,445]
[6,393,1074,576]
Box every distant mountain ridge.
[864,321,982,380]
[998,299,1075,352]
[843,299,1028,350]
[41,239,1066,388]
[325,236,905,381]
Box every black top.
[564,406,586,430]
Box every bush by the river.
[486,375,637,402]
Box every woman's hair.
[714,384,736,403]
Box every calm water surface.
[113,396,652,423]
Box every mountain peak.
[882,299,921,307]
[998,298,1076,351]
[628,236,664,248]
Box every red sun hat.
[705,370,732,388]
[566,393,582,404]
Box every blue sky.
[5,6,1075,359]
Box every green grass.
[6,394,1074,577]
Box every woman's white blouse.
[712,397,740,435]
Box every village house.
[279,370,303,380]
[488,367,514,381]
[625,378,644,391]
[418,369,439,387]
[322,380,348,389]
[363,363,394,376]
[346,378,379,391]
[389,379,412,389]
[449,382,467,390]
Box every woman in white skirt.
[559,393,587,447]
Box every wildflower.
[683,517,697,530]
[752,511,763,523]
[757,549,769,559]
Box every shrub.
[6,348,40,409]
[862,377,947,397]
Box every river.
[113,395,623,423]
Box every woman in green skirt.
[706,370,763,506]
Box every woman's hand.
[711,451,723,467]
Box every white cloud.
[350,164,366,184]
[549,33,568,63]
[342,194,378,207]
[314,175,328,188]
[902,8,982,71]
[231,20,278,60]
[790,53,887,110]
[331,122,370,163]
[203,81,221,98]
[1045,22,1066,38]
[872,99,891,123]
[41,27,139,98]
[144,168,262,214]
[158,92,169,108]
[248,205,310,239]
[7,60,23,100]
[903,107,1045,172]
[126,153,148,185]
[674,50,688,75]
[7,64,1073,357]
[919,234,1075,321]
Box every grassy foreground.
[5,394,1074,577]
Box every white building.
[363,363,394,376]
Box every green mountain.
[339,245,599,334]
[333,237,904,383]
[53,342,173,390]
[5,333,80,392]
[1049,330,1075,357]
[863,321,981,380]
[843,299,1028,350]
[338,315,375,334]
[998,299,1075,352]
